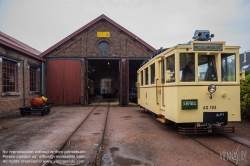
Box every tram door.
[160,59,165,108]
[156,61,162,107]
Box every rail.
[41,99,109,166]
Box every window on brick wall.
[2,59,18,92]
[30,66,37,91]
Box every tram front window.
[221,54,236,82]
[180,53,195,82]
[198,55,217,81]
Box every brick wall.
[45,21,152,58]
[0,45,43,116]
[43,21,153,105]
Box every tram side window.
[161,60,165,83]
[166,55,175,82]
[140,71,143,86]
[180,53,195,82]
[198,55,217,81]
[150,63,155,84]
[145,68,149,85]
[221,54,236,82]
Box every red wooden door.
[46,59,81,105]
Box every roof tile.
[0,31,45,61]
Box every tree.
[240,74,250,120]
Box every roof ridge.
[0,31,41,55]
[0,31,26,48]
[0,31,45,61]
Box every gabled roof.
[41,14,156,57]
[0,31,45,62]
[240,51,250,71]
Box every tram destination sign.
[182,99,198,110]
[193,44,222,51]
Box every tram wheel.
[151,112,157,119]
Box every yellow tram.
[137,30,244,134]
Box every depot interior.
[87,59,143,101]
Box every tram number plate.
[203,105,216,110]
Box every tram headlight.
[208,84,216,99]
[208,84,216,93]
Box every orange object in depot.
[30,96,48,107]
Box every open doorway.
[87,59,120,103]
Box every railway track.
[220,134,250,149]
[41,100,111,166]
[188,134,250,166]
[94,100,110,166]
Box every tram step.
[156,118,165,123]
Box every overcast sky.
[0,0,249,54]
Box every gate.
[46,59,81,105]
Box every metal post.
[41,62,45,95]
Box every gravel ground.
[0,102,249,166]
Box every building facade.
[0,31,45,115]
[240,51,250,72]
[41,14,155,106]
[0,14,156,115]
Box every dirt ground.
[0,104,250,166]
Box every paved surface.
[102,106,250,166]
[0,99,250,166]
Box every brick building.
[0,14,156,115]
[41,14,156,106]
[0,31,46,115]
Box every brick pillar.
[120,58,129,106]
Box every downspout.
[41,62,45,95]
[23,60,25,106]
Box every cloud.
[0,0,249,53]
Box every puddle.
[102,146,151,166]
